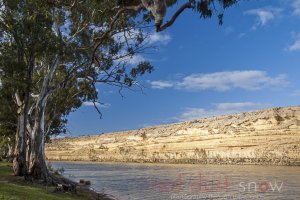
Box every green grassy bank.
[0,162,111,200]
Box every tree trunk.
[13,94,28,176]
[27,58,59,181]
[27,98,49,181]
[13,110,27,175]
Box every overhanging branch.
[158,2,194,32]
[90,3,144,68]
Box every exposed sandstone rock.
[46,106,300,165]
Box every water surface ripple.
[51,162,300,200]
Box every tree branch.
[158,2,194,32]
[90,3,144,68]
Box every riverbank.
[0,162,112,200]
[46,106,300,166]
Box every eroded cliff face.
[45,106,300,165]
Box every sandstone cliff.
[46,106,300,165]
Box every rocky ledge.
[46,106,300,166]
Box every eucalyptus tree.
[0,0,154,181]
[0,0,238,183]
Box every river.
[51,161,300,200]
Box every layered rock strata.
[46,106,300,166]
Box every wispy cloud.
[115,31,171,65]
[285,32,300,52]
[147,32,171,45]
[244,7,281,29]
[150,71,288,91]
[179,102,269,121]
[82,102,111,108]
[291,89,300,96]
[224,27,234,34]
[114,30,171,46]
[286,39,300,52]
[292,0,300,16]
[238,32,246,38]
[149,80,174,89]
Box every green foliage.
[46,162,54,172]
[0,78,17,159]
[190,0,238,25]
[0,0,151,144]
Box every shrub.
[141,132,147,140]
[79,179,91,185]
[47,162,54,172]
[79,179,85,184]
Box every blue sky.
[66,0,300,136]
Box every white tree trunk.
[28,99,49,179]
[27,58,59,180]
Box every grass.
[0,162,112,200]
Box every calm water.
[51,161,300,200]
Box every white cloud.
[114,31,171,65]
[244,8,281,29]
[180,108,207,121]
[292,0,300,16]
[82,102,111,108]
[215,102,263,111]
[114,29,171,46]
[149,80,174,89]
[147,32,171,45]
[286,39,300,51]
[286,32,300,52]
[150,71,288,91]
[116,50,147,65]
[179,102,269,121]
